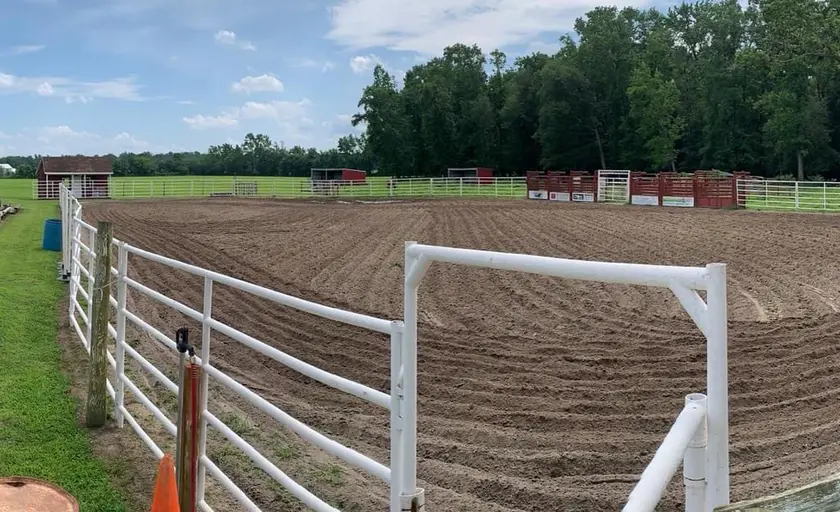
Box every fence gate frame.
[403,241,730,511]
[597,170,631,204]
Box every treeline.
[1,133,375,179]
[356,0,840,180]
[4,0,840,180]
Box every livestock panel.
[547,172,570,202]
[526,171,548,200]
[569,172,596,202]
[660,173,695,207]
[630,173,660,206]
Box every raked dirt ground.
[83,197,840,511]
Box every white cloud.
[3,125,153,155]
[0,73,142,102]
[214,29,256,51]
[36,82,54,96]
[3,44,46,56]
[237,99,311,121]
[231,74,284,94]
[350,54,383,74]
[295,59,337,72]
[183,99,314,142]
[327,0,649,54]
[182,114,239,130]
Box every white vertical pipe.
[86,228,95,344]
[389,322,404,512]
[69,208,78,319]
[684,393,707,512]
[824,183,827,210]
[705,263,729,508]
[622,403,705,512]
[795,181,800,209]
[115,243,128,428]
[195,277,213,504]
[402,242,419,498]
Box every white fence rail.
[59,184,419,512]
[60,184,730,511]
[737,179,840,211]
[403,243,729,512]
[40,176,527,200]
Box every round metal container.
[0,477,79,512]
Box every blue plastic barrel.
[42,218,62,252]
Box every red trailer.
[310,168,367,182]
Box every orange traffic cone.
[150,453,180,512]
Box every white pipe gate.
[58,184,730,511]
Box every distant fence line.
[35,177,528,200]
[736,179,840,212]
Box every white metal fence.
[737,179,840,212]
[60,184,419,512]
[59,183,731,511]
[40,177,528,200]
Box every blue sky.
[0,0,672,157]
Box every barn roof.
[41,156,113,175]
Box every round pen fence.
[59,183,732,511]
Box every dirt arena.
[84,198,840,511]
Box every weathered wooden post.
[86,221,112,427]
[175,327,200,512]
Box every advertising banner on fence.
[572,192,595,203]
[529,190,548,200]
[632,195,659,206]
[662,196,694,207]
[549,192,570,202]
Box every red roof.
[41,156,113,175]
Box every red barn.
[36,156,113,199]
[447,167,494,185]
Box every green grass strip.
[0,197,125,511]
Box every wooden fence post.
[175,328,200,512]
[86,221,112,427]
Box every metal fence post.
[824,183,827,210]
[684,393,707,512]
[795,181,800,210]
[114,242,128,428]
[195,277,213,506]
[389,321,405,512]
[87,228,96,344]
[705,263,729,509]
[402,242,426,511]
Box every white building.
[0,163,16,176]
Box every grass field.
[0,180,125,511]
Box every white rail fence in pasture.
[59,183,731,511]
[737,178,840,212]
[40,176,528,200]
